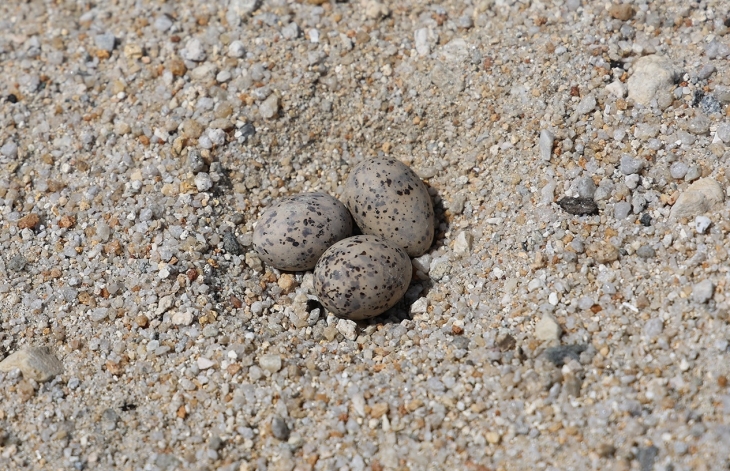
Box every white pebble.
[695,215,711,234]
[197,358,215,370]
[548,292,559,306]
[535,314,561,341]
[539,129,554,161]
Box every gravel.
[1,0,730,470]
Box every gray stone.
[228,40,246,58]
[619,155,643,175]
[669,162,689,179]
[182,38,206,62]
[575,176,597,199]
[271,417,290,441]
[453,231,472,255]
[228,0,260,18]
[94,33,116,52]
[575,95,596,115]
[281,22,300,40]
[7,254,27,271]
[0,346,63,382]
[627,55,679,105]
[539,129,555,161]
[716,122,730,143]
[637,446,658,471]
[688,114,710,135]
[670,178,724,219]
[636,245,656,259]
[614,201,632,219]
[643,318,663,339]
[0,140,18,158]
[692,279,715,304]
[336,318,358,341]
[154,15,173,32]
[695,216,711,234]
[194,172,213,192]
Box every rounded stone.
[342,157,434,257]
[253,193,352,271]
[313,235,412,320]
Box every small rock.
[586,242,619,264]
[259,94,279,119]
[222,230,242,255]
[0,140,18,158]
[414,28,431,56]
[154,15,173,32]
[281,22,300,40]
[271,417,290,441]
[716,122,730,143]
[670,178,724,219]
[688,114,710,135]
[7,254,27,272]
[94,33,116,52]
[698,64,717,80]
[156,295,175,316]
[605,80,627,98]
[643,318,663,339]
[181,38,206,62]
[0,347,63,382]
[557,197,598,216]
[259,354,282,373]
[194,172,213,192]
[619,155,643,175]
[453,231,473,255]
[18,213,40,230]
[228,40,246,58]
[544,344,586,367]
[692,279,715,304]
[410,297,428,314]
[636,245,656,259]
[575,176,597,199]
[336,318,358,341]
[535,314,561,341]
[669,162,689,179]
[363,0,389,19]
[627,55,679,105]
[430,61,464,96]
[575,95,596,115]
[637,446,658,471]
[608,4,635,21]
[695,215,711,234]
[172,311,194,326]
[197,357,215,370]
[539,129,555,161]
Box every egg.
[253,193,352,271]
[313,235,412,320]
[342,157,434,257]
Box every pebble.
[0,140,18,158]
[535,314,561,341]
[716,122,730,143]
[586,242,619,264]
[670,178,724,219]
[94,33,116,52]
[271,417,290,441]
[259,354,282,373]
[194,173,213,192]
[539,129,555,161]
[692,280,715,304]
[627,55,679,105]
[259,94,279,119]
[619,155,643,175]
[182,38,206,62]
[613,201,632,220]
[0,347,63,382]
[281,22,299,40]
[575,176,597,199]
[608,4,635,21]
[695,215,712,234]
[336,319,358,341]
[669,162,689,179]
[453,231,472,255]
[197,358,215,370]
[414,28,431,56]
[172,311,194,326]
[154,15,173,32]
[636,245,656,259]
[227,40,246,58]
[605,80,627,98]
[688,114,710,135]
[575,95,596,115]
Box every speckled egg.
[313,235,412,320]
[342,157,434,257]
[253,193,352,271]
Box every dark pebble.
[557,197,598,216]
[7,94,18,103]
[700,94,722,115]
[229,213,245,225]
[271,416,290,441]
[496,333,516,352]
[240,122,256,140]
[306,299,322,313]
[452,335,470,350]
[208,435,224,451]
[639,213,652,226]
[222,230,242,255]
[544,344,587,367]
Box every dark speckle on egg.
[342,157,434,257]
[253,193,352,271]
[313,235,412,320]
